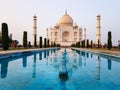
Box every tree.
[76,41,80,48]
[81,41,83,48]
[34,35,37,47]
[47,39,49,48]
[57,44,61,47]
[28,41,31,47]
[91,40,93,48]
[71,44,75,47]
[13,40,19,48]
[39,37,42,48]
[2,23,9,50]
[86,39,89,48]
[83,40,85,48]
[44,38,46,48]
[98,39,100,48]
[54,42,56,47]
[107,31,112,50]
[23,31,27,48]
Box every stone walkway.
[72,48,120,58]
[0,47,120,58]
[0,48,52,55]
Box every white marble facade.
[49,11,83,46]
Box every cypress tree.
[76,41,80,48]
[86,39,89,48]
[23,31,27,48]
[83,40,85,48]
[39,37,42,48]
[81,40,83,48]
[0,36,2,44]
[2,23,9,50]
[44,38,46,48]
[54,42,56,47]
[107,31,112,50]
[47,39,49,48]
[34,35,37,47]
[91,40,93,48]
[98,39,100,48]
[80,41,81,48]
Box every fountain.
[59,48,68,81]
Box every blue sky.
[0,0,120,45]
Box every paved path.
[72,48,120,58]
[0,48,54,55]
[0,47,120,58]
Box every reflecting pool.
[0,48,120,90]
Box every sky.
[0,0,120,46]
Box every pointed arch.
[62,31,69,42]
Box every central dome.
[59,11,73,26]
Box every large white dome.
[59,12,73,26]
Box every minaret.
[96,15,101,44]
[33,15,37,47]
[46,28,48,39]
[84,28,86,47]
[84,28,86,41]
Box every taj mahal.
[48,11,83,46]
[32,11,101,47]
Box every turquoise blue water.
[0,48,120,90]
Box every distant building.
[49,11,84,46]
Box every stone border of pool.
[72,48,120,59]
[0,48,60,60]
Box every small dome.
[33,15,37,18]
[54,23,59,27]
[97,15,101,17]
[54,23,59,29]
[73,23,78,29]
[73,23,78,27]
[59,11,73,26]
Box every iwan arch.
[49,11,84,46]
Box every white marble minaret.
[46,28,49,39]
[84,28,86,41]
[33,15,37,46]
[96,15,101,44]
[84,28,86,46]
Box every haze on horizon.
[0,0,120,46]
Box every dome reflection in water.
[59,48,68,81]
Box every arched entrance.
[62,31,69,42]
